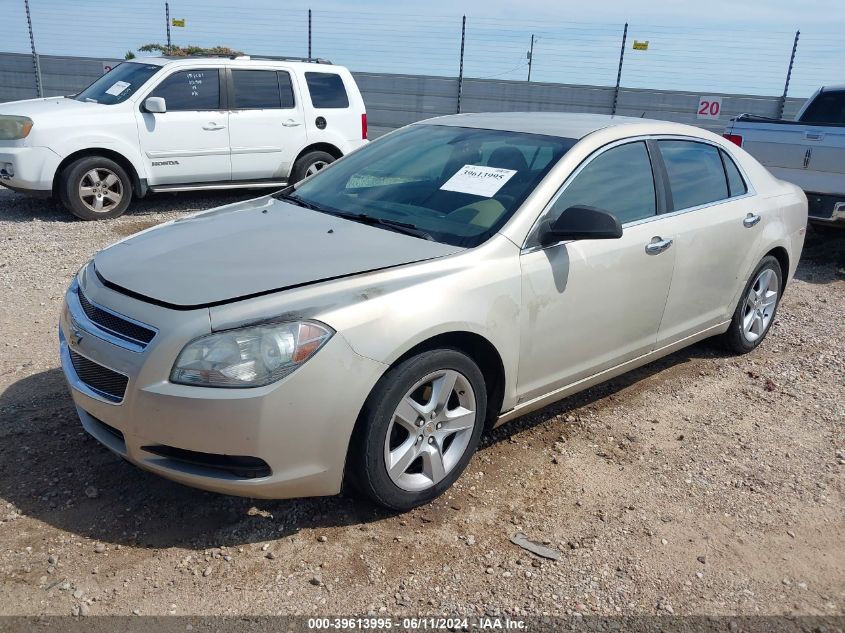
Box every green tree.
[135,43,244,57]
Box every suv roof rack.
[161,54,333,64]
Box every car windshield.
[285,124,576,247]
[73,62,161,105]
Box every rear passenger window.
[658,141,728,210]
[550,141,656,225]
[150,69,220,111]
[232,70,281,109]
[721,150,748,197]
[305,72,349,108]
[800,91,845,125]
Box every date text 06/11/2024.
[307,617,528,630]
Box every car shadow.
[0,185,264,224]
[793,226,845,284]
[0,340,725,551]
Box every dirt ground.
[0,186,842,618]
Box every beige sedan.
[60,113,807,509]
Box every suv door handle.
[202,123,225,131]
[743,213,761,228]
[645,237,673,255]
[282,119,302,127]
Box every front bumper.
[0,145,60,194]
[59,267,387,499]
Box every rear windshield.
[800,90,845,125]
[73,62,161,105]
[305,72,349,108]
[286,124,576,247]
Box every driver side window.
[549,141,657,225]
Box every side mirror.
[538,205,623,246]
[144,97,166,113]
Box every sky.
[4,0,843,97]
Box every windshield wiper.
[333,212,434,241]
[273,192,329,213]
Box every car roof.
[129,56,344,71]
[419,111,697,140]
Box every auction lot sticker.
[440,164,517,197]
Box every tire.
[59,156,132,220]
[290,150,336,184]
[722,255,783,354]
[348,349,487,511]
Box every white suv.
[0,56,368,219]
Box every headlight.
[0,116,34,140]
[170,320,333,388]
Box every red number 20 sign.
[697,96,722,120]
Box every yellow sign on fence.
[172,18,185,27]
[632,40,649,50]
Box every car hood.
[0,96,97,121]
[93,196,465,308]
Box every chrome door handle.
[645,237,673,255]
[202,123,225,131]
[282,119,302,127]
[743,213,761,228]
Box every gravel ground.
[0,186,842,618]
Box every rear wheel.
[348,349,487,510]
[723,255,782,354]
[59,156,132,220]
[290,150,336,184]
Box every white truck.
[724,85,845,231]
[0,55,368,220]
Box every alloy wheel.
[384,369,477,492]
[78,168,123,213]
[741,268,778,342]
[304,160,329,177]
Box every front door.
[228,68,307,181]
[136,67,230,185]
[517,141,676,402]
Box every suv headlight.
[0,116,34,140]
[170,321,333,388]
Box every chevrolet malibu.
[59,113,807,510]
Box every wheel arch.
[378,331,506,432]
[294,142,344,164]
[764,245,789,293]
[53,148,145,198]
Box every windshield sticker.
[440,164,517,197]
[104,80,130,96]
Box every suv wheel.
[59,156,132,220]
[348,349,487,510]
[723,255,782,354]
[291,150,336,184]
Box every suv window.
[549,141,656,225]
[658,140,728,210]
[74,62,160,105]
[720,150,748,197]
[278,72,295,109]
[232,70,281,109]
[149,69,220,111]
[305,72,349,108]
[800,91,845,125]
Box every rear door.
[800,90,845,192]
[136,67,230,185]
[302,70,360,145]
[227,68,307,181]
[652,139,765,346]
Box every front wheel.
[348,349,487,510]
[723,255,783,354]
[59,156,132,220]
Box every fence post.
[456,15,466,114]
[308,9,312,59]
[778,30,799,119]
[611,22,628,116]
[23,0,43,98]
[165,1,172,54]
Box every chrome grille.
[68,349,128,403]
[77,287,156,347]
